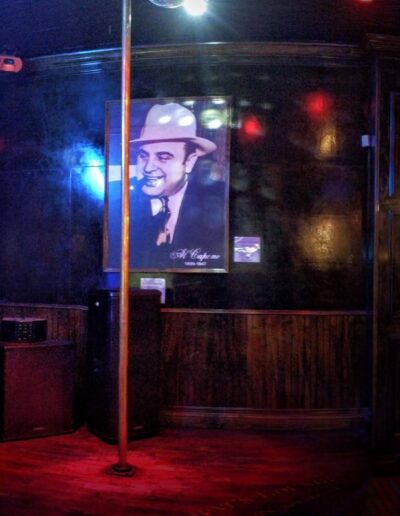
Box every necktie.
[154,197,171,246]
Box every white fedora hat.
[131,103,217,156]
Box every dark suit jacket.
[107,177,226,270]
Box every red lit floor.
[0,427,372,514]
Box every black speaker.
[86,288,161,442]
[0,340,75,441]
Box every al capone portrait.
[105,97,230,272]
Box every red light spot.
[242,115,265,137]
[305,91,333,121]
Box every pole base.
[107,463,136,477]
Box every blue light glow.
[83,162,105,199]
[67,144,105,199]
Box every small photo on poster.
[233,236,261,263]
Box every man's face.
[136,141,197,197]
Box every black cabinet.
[86,289,161,442]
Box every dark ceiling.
[0,0,399,58]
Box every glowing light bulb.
[242,115,265,137]
[200,109,226,130]
[305,91,333,121]
[183,0,208,16]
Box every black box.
[1,317,47,342]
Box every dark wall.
[1,0,399,58]
[0,47,369,309]
[0,68,115,304]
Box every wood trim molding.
[26,41,364,75]
[161,308,370,316]
[0,303,368,316]
[0,302,87,311]
[161,407,371,431]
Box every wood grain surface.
[161,310,370,411]
[0,304,370,432]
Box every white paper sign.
[140,277,166,304]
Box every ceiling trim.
[25,41,365,75]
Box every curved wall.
[0,42,369,310]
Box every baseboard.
[160,407,371,431]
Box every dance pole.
[110,0,134,476]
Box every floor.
[0,426,375,515]
[345,475,400,515]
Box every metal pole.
[110,0,134,476]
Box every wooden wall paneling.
[163,312,249,408]
[302,315,311,407]
[246,314,266,408]
[318,316,328,407]
[295,316,306,407]
[161,310,370,428]
[328,317,338,404]
[0,304,370,432]
[327,316,340,408]
[213,314,247,407]
[309,316,321,406]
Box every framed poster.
[104,96,230,272]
